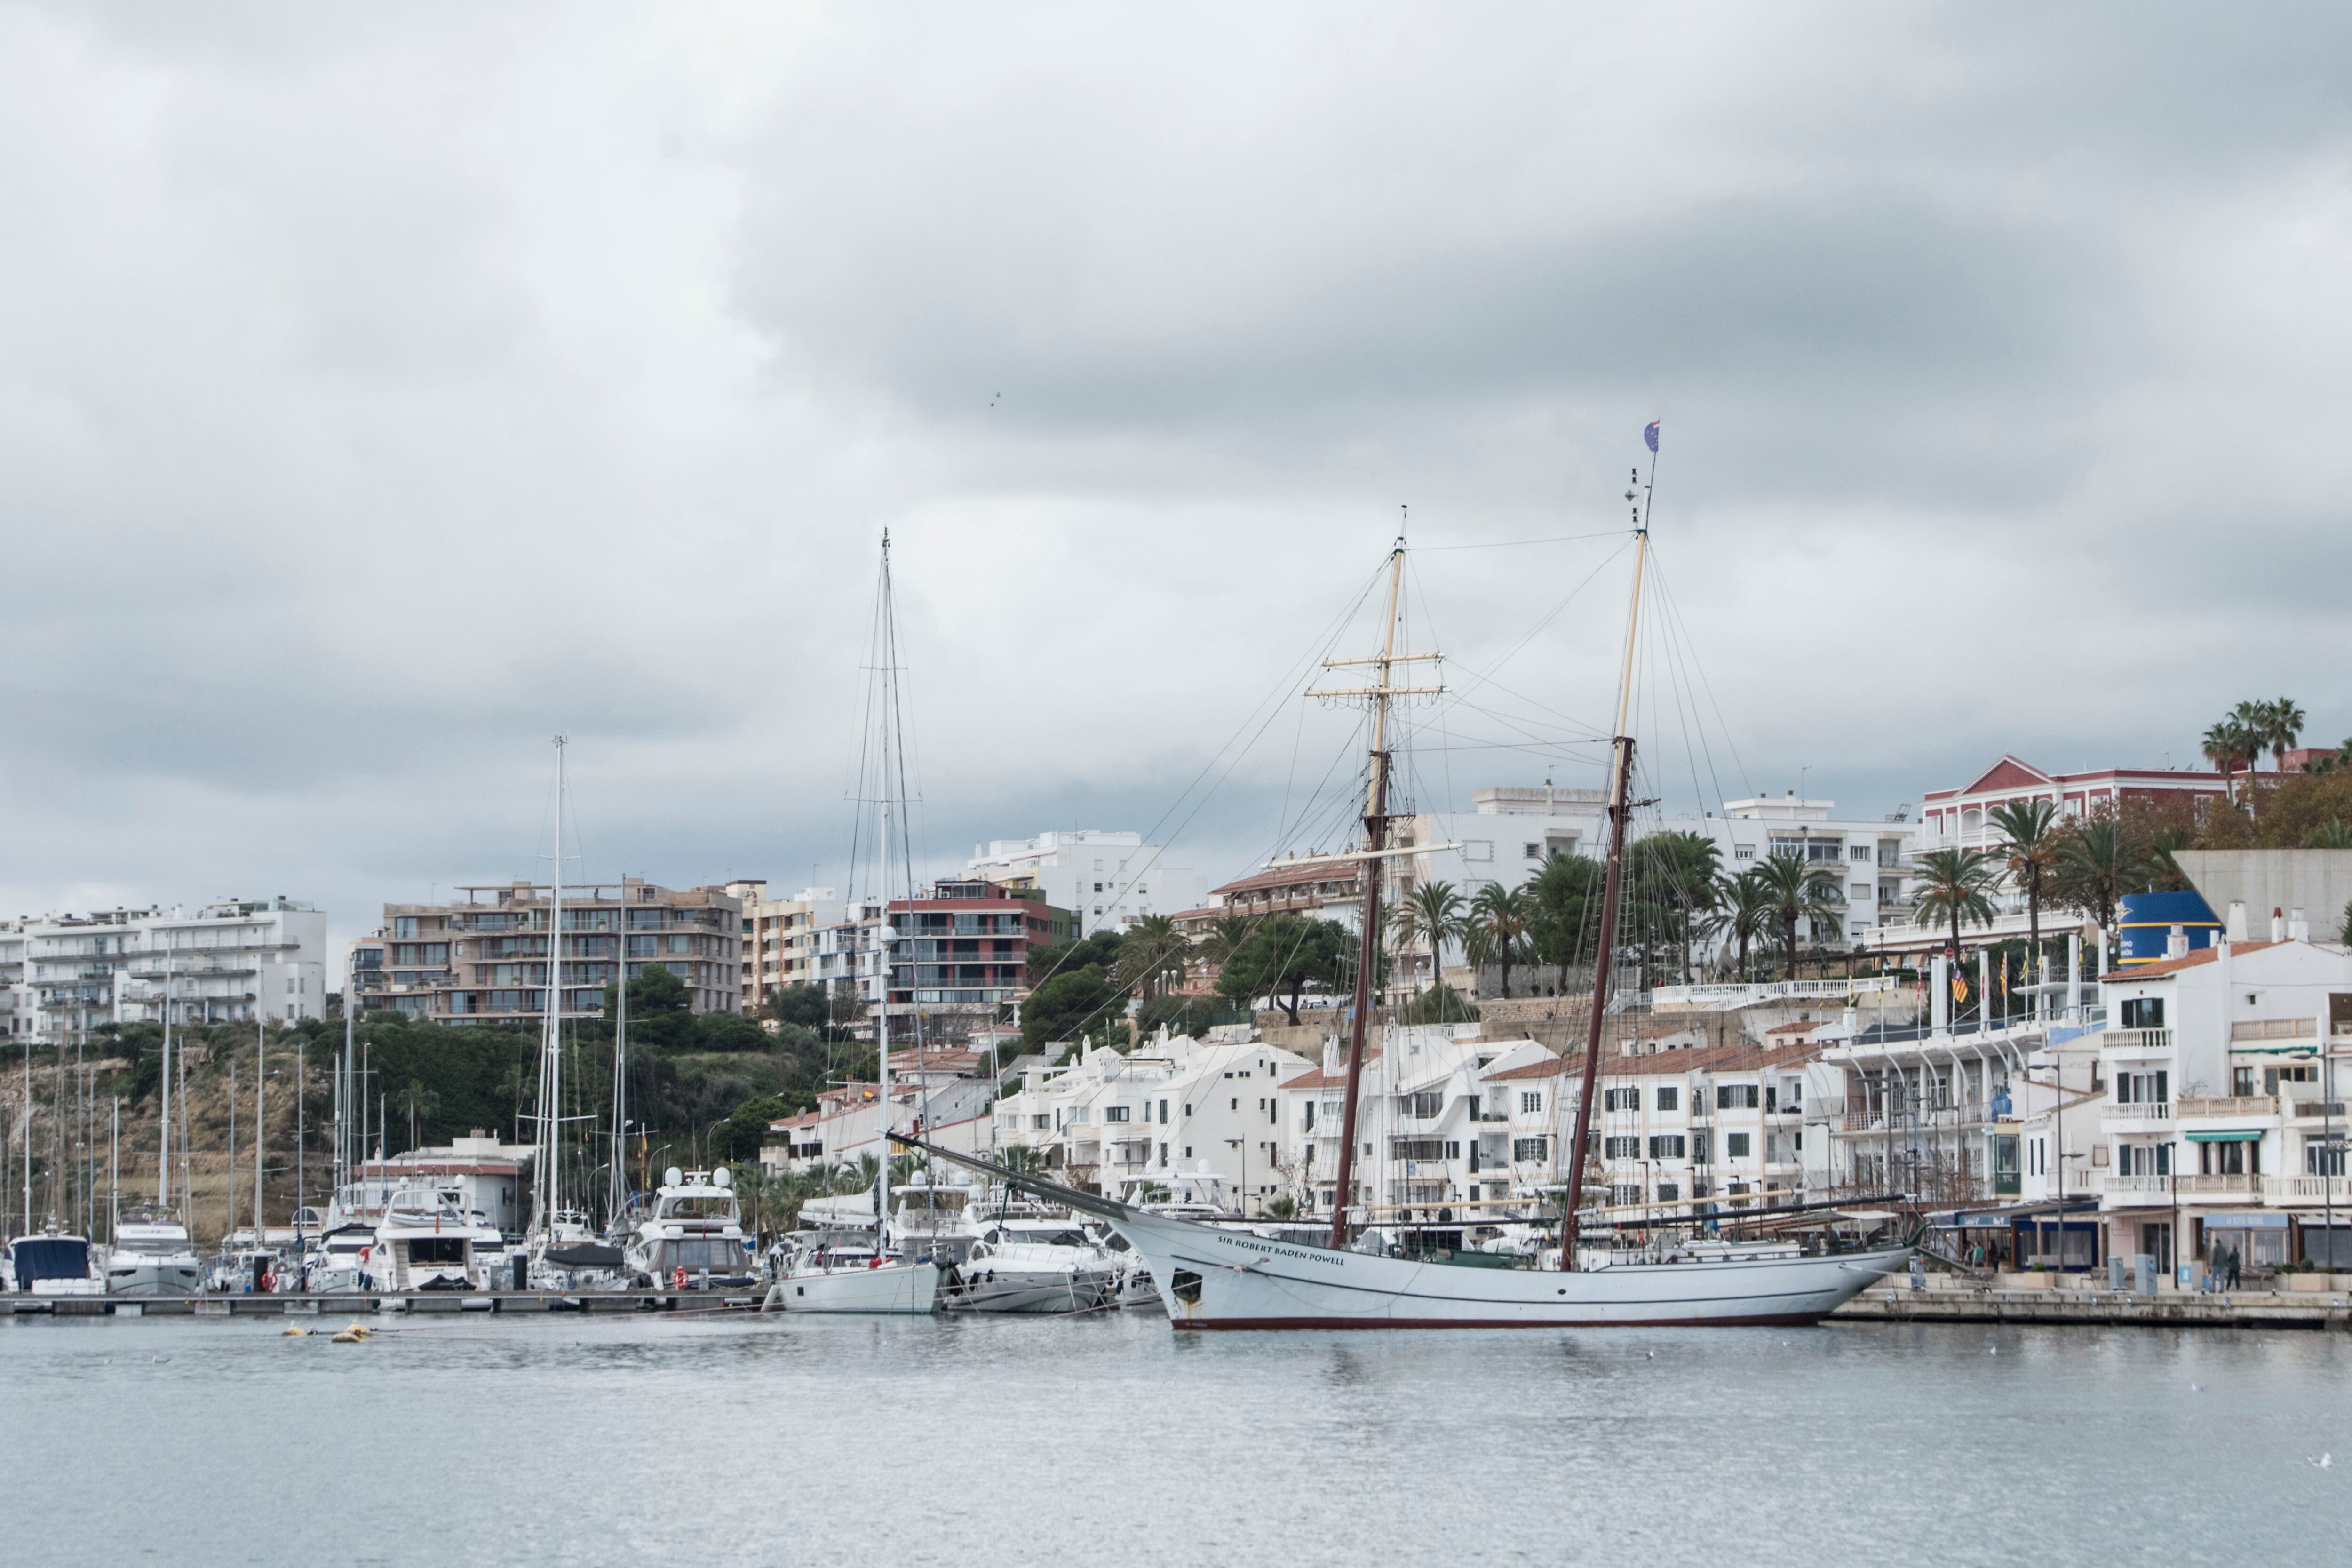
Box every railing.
[2173,1173,2260,1196]
[2263,1176,2352,1202]
[2231,1018,2316,1042]
[2176,1096,2275,1119]
[2101,1101,2173,1122]
[2286,1097,2350,1120]
[2101,1027,2174,1051]
[1649,978,1900,1007]
[2102,1175,2174,1196]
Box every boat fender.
[671,1266,689,1293]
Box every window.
[1655,1087,1679,1112]
[2232,1066,2257,1097]
[1403,1090,1443,1119]
[1104,1105,1130,1122]
[1849,844,1871,861]
[1726,1133,1752,1158]
[2120,997,2164,1030]
[1391,1139,1448,1161]
[2309,1142,2348,1177]
[1603,1136,1641,1160]
[1648,1135,1685,1159]
[1690,1131,1711,1164]
[1158,1099,1168,1125]
[1513,1137,1548,1162]
[393,916,420,939]
[1603,1087,1639,1111]
[1519,1090,1543,1114]
[1656,1182,1680,1202]
[1522,843,1542,860]
[1716,1084,1760,1110]
[1734,844,1756,861]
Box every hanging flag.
[1644,420,1661,453]
[1951,971,1969,1005]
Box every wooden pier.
[4,1291,763,1318]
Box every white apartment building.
[989,1033,1315,1212]
[761,1048,997,1175]
[725,880,842,1013]
[968,830,1207,937]
[0,898,330,1045]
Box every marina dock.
[4,1292,763,1318]
[1832,1283,2352,1330]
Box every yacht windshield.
[114,1235,189,1256]
[660,1196,736,1220]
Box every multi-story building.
[354,878,741,1026]
[759,1047,996,1175]
[0,898,330,1044]
[1874,755,2234,958]
[809,880,1062,1040]
[990,1032,1316,1210]
[725,880,841,1014]
[968,830,1208,937]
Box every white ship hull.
[1112,1206,1907,1329]
[948,1266,1119,1314]
[105,1257,202,1297]
[766,1261,940,1314]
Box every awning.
[2228,1044,2317,1057]
[2203,1213,2288,1230]
[2185,1130,2263,1142]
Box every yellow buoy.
[330,1322,375,1344]
[281,1325,311,1337]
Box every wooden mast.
[1559,479,1652,1266]
[1326,540,1408,1250]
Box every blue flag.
[1644,420,1660,453]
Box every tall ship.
[903,435,1908,1326]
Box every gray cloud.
[1,2,2349,952]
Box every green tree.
[2049,816,2146,940]
[1526,852,1602,993]
[1028,929,1123,987]
[1469,883,1536,999]
[711,1093,810,1162]
[2259,697,2306,773]
[605,964,694,1051]
[1629,830,1724,984]
[1397,982,1478,1025]
[1214,915,1352,1024]
[1988,798,2062,997]
[1388,880,1466,994]
[1907,848,1999,971]
[1113,915,1189,1001]
[766,983,830,1030]
[1756,852,1844,981]
[693,1010,771,1053]
[1020,963,1117,1051]
[1718,866,1774,982]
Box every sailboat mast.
[1326,540,1408,1249]
[158,947,173,1210]
[254,1003,265,1238]
[1558,482,1653,1264]
[341,949,355,1196]
[610,913,629,1224]
[532,734,568,1233]
[874,531,899,1246]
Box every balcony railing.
[2101,1028,2174,1052]
[2176,1096,2275,1119]
[2284,1096,2349,1120]
[2263,1175,2352,1203]
[2101,1101,2172,1122]
[2102,1175,2174,1195]
[2172,1173,2260,1196]
[1649,978,1900,1007]
[2231,1018,2316,1043]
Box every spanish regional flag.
[1999,953,2009,997]
[1950,969,1969,1006]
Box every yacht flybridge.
[623,1169,753,1289]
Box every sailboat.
[106,948,199,1296]
[899,458,1909,1327]
[766,532,939,1315]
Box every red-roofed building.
[1918,756,2229,856]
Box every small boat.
[7,1223,103,1297]
[946,1219,1120,1313]
[103,1204,202,1297]
[622,1169,755,1290]
[303,1221,378,1294]
[531,1210,628,1291]
[767,1234,941,1313]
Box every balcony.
[2101,1028,2174,1053]
[2231,1018,2316,1043]
[2101,1101,2172,1124]
[2263,1175,2352,1204]
[2285,1095,2350,1121]
[2176,1096,2275,1119]
[2171,1173,2260,1198]
[2102,1175,2175,1202]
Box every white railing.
[2173,1173,2260,1196]
[2100,1101,2173,1122]
[1650,978,1901,1007]
[2101,1028,2173,1052]
[2176,1096,2275,1119]
[2232,1018,2317,1042]
[2263,1176,2352,1202]
[2102,1175,2173,1196]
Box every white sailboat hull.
[948,1266,1119,1314]
[1110,1206,1908,1329]
[766,1261,940,1314]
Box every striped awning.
[2184,1130,2262,1143]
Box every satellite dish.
[664,1166,683,1188]
[714,1166,732,1189]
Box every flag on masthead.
[1644,420,1661,453]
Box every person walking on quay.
[2227,1245,2242,1290]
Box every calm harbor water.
[4,1311,2344,1567]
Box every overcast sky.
[4,4,2349,955]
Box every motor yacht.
[946,1218,1121,1314]
[623,1168,755,1290]
[361,1185,501,1291]
[303,1220,377,1294]
[530,1209,628,1292]
[103,1205,201,1297]
[7,1223,103,1296]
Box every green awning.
[2228,1044,2317,1056]
[2184,1130,2263,1143]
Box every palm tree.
[1907,847,1999,970]
[1388,879,1466,994]
[1988,798,2062,1001]
[1755,853,1843,981]
[1632,830,1724,984]
[2261,697,2306,772]
[2306,818,2352,849]
[2203,719,2254,806]
[1196,914,1256,969]
[2050,818,2145,942]
[1469,883,1535,999]
[1114,914,1188,1001]
[1718,866,1775,981]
